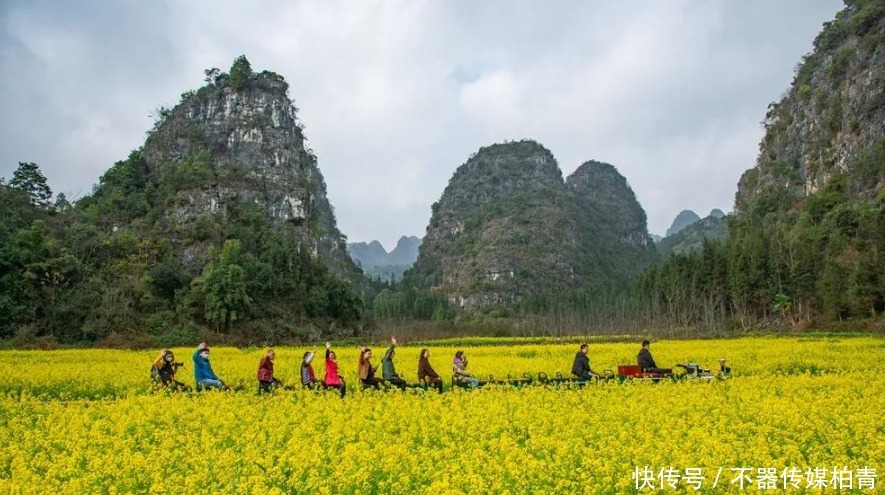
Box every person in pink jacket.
[323,342,346,398]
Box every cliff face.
[411,141,656,311]
[141,68,356,277]
[4,58,368,342]
[737,1,885,212]
[729,1,885,319]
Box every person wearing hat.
[193,343,226,390]
[151,349,188,390]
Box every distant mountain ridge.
[348,236,422,281]
[665,210,702,237]
[657,208,729,256]
[658,213,729,257]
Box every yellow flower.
[0,337,882,494]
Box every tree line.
[1,157,365,347]
[3,151,881,345]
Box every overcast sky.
[0,0,842,249]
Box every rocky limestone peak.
[437,140,564,221]
[567,160,654,248]
[347,235,423,282]
[657,214,729,258]
[411,142,661,311]
[566,160,658,282]
[411,140,580,310]
[665,210,702,237]
[141,58,355,277]
[388,236,422,266]
[347,240,388,268]
[736,0,885,212]
[725,2,885,321]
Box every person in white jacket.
[300,349,319,388]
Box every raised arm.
[383,337,396,361]
[325,342,331,360]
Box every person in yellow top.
[151,349,188,390]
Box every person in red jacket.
[323,342,346,398]
[257,349,281,394]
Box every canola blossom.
[0,337,882,494]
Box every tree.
[229,55,253,91]
[53,193,71,212]
[10,162,52,208]
[204,67,221,84]
[773,293,795,323]
[198,240,253,331]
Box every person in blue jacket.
[193,342,226,390]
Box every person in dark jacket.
[257,349,281,394]
[151,349,188,390]
[637,340,670,374]
[418,348,443,393]
[571,344,599,381]
[381,336,408,390]
[301,349,318,388]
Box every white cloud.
[459,70,525,126]
[0,0,842,248]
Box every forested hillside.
[641,0,885,329]
[0,57,367,346]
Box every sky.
[0,0,842,250]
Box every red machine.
[617,365,674,380]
